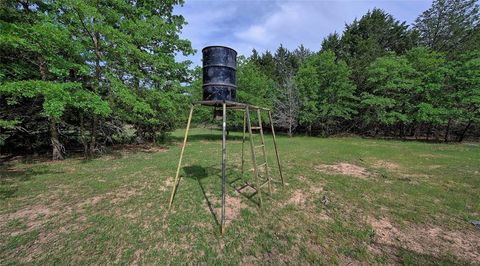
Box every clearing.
[1,128,479,264]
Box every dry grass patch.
[315,163,371,179]
[112,144,168,153]
[368,216,480,263]
[418,153,449,158]
[371,160,401,170]
[287,190,306,206]
[0,204,57,238]
[202,192,246,226]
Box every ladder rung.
[257,162,267,167]
[236,183,250,191]
[259,180,270,188]
[251,126,262,130]
[255,145,264,148]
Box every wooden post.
[221,102,227,234]
[241,109,246,175]
[268,111,284,185]
[168,105,195,209]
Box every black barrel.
[202,46,237,101]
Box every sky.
[174,0,432,66]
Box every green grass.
[1,128,479,264]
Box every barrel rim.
[202,63,236,70]
[203,83,238,88]
[202,45,237,55]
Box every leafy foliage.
[297,51,357,134]
[0,0,192,158]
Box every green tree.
[362,53,417,136]
[1,0,93,159]
[448,49,480,141]
[405,47,449,140]
[253,50,276,79]
[58,0,192,154]
[414,0,480,55]
[0,0,192,158]
[341,9,416,92]
[296,50,357,135]
[237,60,276,109]
[320,32,342,58]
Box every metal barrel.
[202,46,237,101]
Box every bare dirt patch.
[7,205,54,220]
[224,195,246,224]
[108,188,140,204]
[315,163,371,179]
[160,177,175,192]
[309,185,323,194]
[112,144,168,153]
[418,153,448,159]
[298,175,307,181]
[287,190,306,206]
[0,204,56,233]
[368,216,480,263]
[371,160,401,170]
[202,192,247,226]
[77,196,103,208]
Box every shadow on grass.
[183,164,261,212]
[183,165,219,225]
[375,244,470,265]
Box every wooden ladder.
[240,106,284,207]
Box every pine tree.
[414,0,480,55]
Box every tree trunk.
[89,116,97,157]
[444,119,452,142]
[89,31,101,157]
[433,126,440,142]
[414,123,420,140]
[426,124,431,141]
[80,113,88,157]
[50,120,64,160]
[458,120,472,142]
[38,55,64,160]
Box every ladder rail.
[246,106,262,207]
[256,109,272,193]
[268,111,284,185]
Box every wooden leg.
[221,102,227,234]
[269,111,284,186]
[241,109,246,176]
[168,105,195,209]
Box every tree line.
[1,0,479,161]
[1,0,193,159]
[191,0,479,142]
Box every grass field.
[1,128,479,264]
